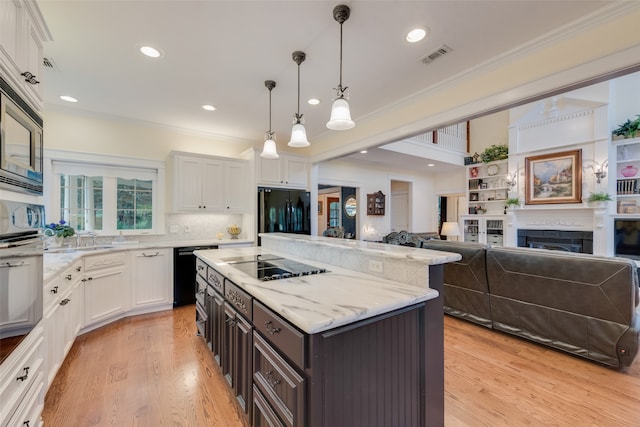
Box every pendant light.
[326,4,355,130]
[288,51,310,147]
[260,80,279,159]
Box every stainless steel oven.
[0,200,44,365]
[0,75,44,195]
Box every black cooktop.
[222,254,328,281]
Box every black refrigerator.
[258,187,311,244]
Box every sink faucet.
[76,231,97,247]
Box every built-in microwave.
[0,75,44,195]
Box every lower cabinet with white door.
[129,248,173,315]
[82,251,129,332]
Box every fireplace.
[517,229,593,254]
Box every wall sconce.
[505,172,517,189]
[590,160,608,184]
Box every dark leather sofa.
[417,239,640,368]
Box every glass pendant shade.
[288,122,310,147]
[261,136,279,159]
[326,97,355,130]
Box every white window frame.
[44,149,165,236]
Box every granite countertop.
[194,246,441,334]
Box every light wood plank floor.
[42,305,640,426]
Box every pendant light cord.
[339,22,343,90]
[268,87,272,133]
[297,62,301,117]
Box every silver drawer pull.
[50,286,59,294]
[65,274,72,280]
[197,265,204,270]
[264,370,281,388]
[143,252,160,257]
[264,321,281,335]
[16,366,29,382]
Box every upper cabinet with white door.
[258,153,308,189]
[170,152,249,213]
[0,0,51,111]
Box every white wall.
[317,159,436,240]
[469,111,510,156]
[43,106,254,160]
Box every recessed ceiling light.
[427,163,435,167]
[140,46,162,58]
[307,98,320,105]
[60,95,78,103]
[202,105,216,111]
[360,150,367,154]
[406,28,428,43]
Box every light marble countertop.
[195,245,442,334]
[261,233,461,265]
[43,238,253,282]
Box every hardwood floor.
[42,306,640,426]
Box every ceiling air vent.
[420,44,453,65]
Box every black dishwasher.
[173,245,218,306]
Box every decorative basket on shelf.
[227,225,241,239]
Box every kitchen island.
[194,233,460,427]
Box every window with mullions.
[51,158,159,235]
[59,175,103,231]
[117,178,153,230]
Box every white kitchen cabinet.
[461,215,504,246]
[42,258,83,386]
[0,255,40,337]
[83,252,129,330]
[0,0,50,111]
[223,160,249,212]
[0,324,44,427]
[171,152,249,213]
[258,154,308,188]
[130,248,172,313]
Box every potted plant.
[43,219,75,247]
[613,115,640,139]
[479,144,508,163]
[505,197,520,210]
[587,192,612,208]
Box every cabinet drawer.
[83,252,126,272]
[0,335,43,423]
[224,279,252,320]
[207,267,224,294]
[253,332,304,427]
[252,384,285,427]
[6,371,43,427]
[253,300,305,368]
[196,257,208,278]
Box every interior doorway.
[438,194,465,239]
[318,185,358,238]
[390,180,411,232]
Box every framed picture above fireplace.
[525,149,582,205]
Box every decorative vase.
[621,165,638,177]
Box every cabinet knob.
[264,320,281,335]
[65,274,72,280]
[50,286,59,294]
[76,266,82,272]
